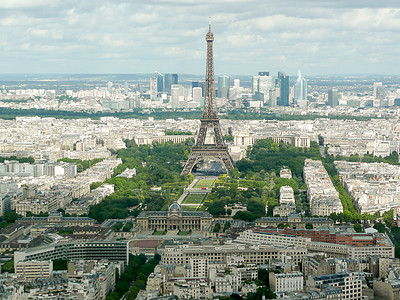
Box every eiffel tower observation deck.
[181,20,234,175]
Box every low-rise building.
[307,272,365,300]
[280,168,292,179]
[255,212,333,229]
[14,241,129,266]
[160,243,307,266]
[137,202,212,232]
[374,279,400,300]
[236,228,395,259]
[15,260,53,279]
[304,159,343,216]
[269,271,303,293]
[173,278,212,300]
[279,186,295,205]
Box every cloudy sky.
[1,0,400,75]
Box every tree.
[318,135,324,146]
[123,222,133,232]
[329,212,339,222]
[3,211,21,223]
[90,182,102,190]
[224,135,234,142]
[246,287,276,299]
[305,223,313,230]
[257,269,269,286]
[1,259,14,273]
[233,211,258,222]
[53,259,68,270]
[383,210,394,228]
[213,223,221,233]
[208,201,226,217]
[373,222,386,233]
[353,223,363,233]
[277,223,290,229]
[223,222,231,232]
[113,222,123,232]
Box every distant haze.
[1,0,400,75]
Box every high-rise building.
[252,76,259,95]
[170,84,186,108]
[294,70,308,106]
[107,81,113,93]
[278,72,289,106]
[149,77,157,100]
[192,81,205,97]
[252,72,273,104]
[217,76,230,98]
[373,82,385,100]
[171,86,180,108]
[259,75,273,101]
[155,71,163,93]
[164,74,178,93]
[192,87,202,104]
[269,89,277,107]
[328,88,338,107]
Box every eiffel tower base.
[181,145,234,175]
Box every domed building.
[168,201,182,212]
[137,201,212,232]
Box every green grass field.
[181,205,199,211]
[152,230,167,235]
[182,193,206,204]
[193,179,216,189]
[177,230,192,235]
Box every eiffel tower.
[181,20,234,175]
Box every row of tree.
[58,158,104,172]
[106,254,161,300]
[0,107,376,121]
[0,156,34,164]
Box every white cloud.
[0,0,54,9]
[130,12,159,23]
[1,0,400,74]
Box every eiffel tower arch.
[181,21,234,175]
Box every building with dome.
[136,202,212,232]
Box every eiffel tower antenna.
[181,20,234,175]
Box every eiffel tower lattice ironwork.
[181,21,234,175]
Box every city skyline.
[1,0,400,75]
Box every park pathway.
[177,178,200,204]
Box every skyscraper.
[192,87,202,104]
[171,86,180,108]
[155,71,163,93]
[294,70,307,106]
[164,74,178,93]
[192,81,205,96]
[149,77,157,100]
[373,82,385,100]
[278,72,289,106]
[328,88,338,107]
[252,76,259,95]
[252,72,273,104]
[217,76,230,98]
[107,81,113,93]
